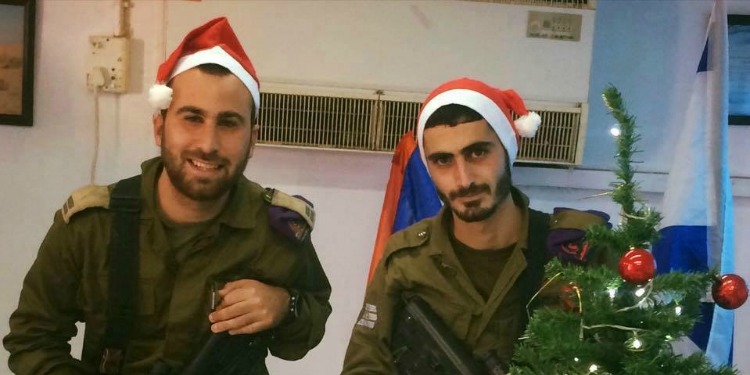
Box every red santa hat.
[416,77,541,168]
[148,17,260,116]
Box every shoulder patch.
[61,185,110,223]
[264,188,315,243]
[264,188,315,228]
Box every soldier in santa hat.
[343,78,609,374]
[5,17,331,375]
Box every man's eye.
[184,115,202,123]
[219,120,240,128]
[434,156,452,166]
[469,149,488,159]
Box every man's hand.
[208,279,290,335]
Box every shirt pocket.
[437,299,472,339]
[411,291,472,340]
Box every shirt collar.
[425,186,531,259]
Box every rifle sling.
[99,175,142,374]
[517,209,552,332]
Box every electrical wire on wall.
[88,0,132,184]
[162,0,168,60]
[118,0,131,38]
[91,85,101,184]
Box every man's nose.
[453,159,473,188]
[195,122,220,154]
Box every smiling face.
[423,119,511,223]
[153,66,258,202]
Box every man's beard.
[438,170,512,223]
[160,129,249,202]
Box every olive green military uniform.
[342,188,605,374]
[4,157,332,375]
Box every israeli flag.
[651,0,735,367]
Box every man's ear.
[248,124,260,159]
[153,112,164,147]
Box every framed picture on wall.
[729,14,750,126]
[0,0,35,127]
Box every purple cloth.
[268,195,313,244]
[547,207,611,264]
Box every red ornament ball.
[712,274,748,310]
[618,248,656,284]
[559,284,581,312]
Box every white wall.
[166,0,595,102]
[1,0,749,374]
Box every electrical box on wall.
[86,35,129,93]
[527,11,583,42]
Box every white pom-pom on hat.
[514,111,542,138]
[148,84,173,111]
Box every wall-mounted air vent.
[259,86,422,153]
[260,92,377,151]
[516,102,588,165]
[258,84,587,166]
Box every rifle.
[390,296,506,375]
[180,331,271,375]
[147,331,271,375]
[148,284,272,375]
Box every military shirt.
[343,188,546,374]
[4,157,332,375]
[342,187,608,375]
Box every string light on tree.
[634,287,646,298]
[610,124,621,137]
[626,334,645,352]
[607,287,617,300]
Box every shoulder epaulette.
[384,221,431,261]
[550,207,609,231]
[264,188,315,243]
[264,188,315,228]
[61,185,110,223]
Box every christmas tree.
[509,86,747,375]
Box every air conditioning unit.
[258,83,587,166]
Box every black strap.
[517,209,552,332]
[99,175,142,375]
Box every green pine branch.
[508,86,737,375]
[585,85,662,257]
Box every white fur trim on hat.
[151,45,260,115]
[148,84,173,111]
[514,111,541,138]
[417,89,519,168]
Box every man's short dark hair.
[424,104,483,129]
[423,103,513,181]
[164,63,258,125]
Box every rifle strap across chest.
[516,208,552,332]
[99,175,142,375]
